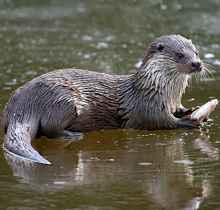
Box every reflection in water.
[194,136,219,160]
[4,130,219,209]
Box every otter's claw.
[174,106,200,118]
[202,117,209,122]
[183,106,200,116]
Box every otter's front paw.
[176,116,201,129]
[174,106,200,118]
[182,106,200,117]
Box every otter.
[2,35,206,165]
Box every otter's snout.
[191,61,203,72]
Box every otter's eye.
[195,51,199,56]
[176,53,184,59]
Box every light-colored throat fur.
[134,54,189,114]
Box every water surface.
[1,1,220,209]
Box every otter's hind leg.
[52,130,84,148]
[54,130,84,140]
[40,93,83,140]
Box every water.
[1,0,220,209]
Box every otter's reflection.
[4,130,219,209]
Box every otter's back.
[3,68,124,135]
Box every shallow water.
[1,0,220,209]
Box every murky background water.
[1,0,220,209]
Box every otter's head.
[134,35,205,113]
[141,34,204,74]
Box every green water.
[1,0,220,209]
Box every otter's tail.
[3,122,51,165]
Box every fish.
[191,99,218,123]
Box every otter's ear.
[156,43,165,51]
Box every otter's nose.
[191,61,202,71]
